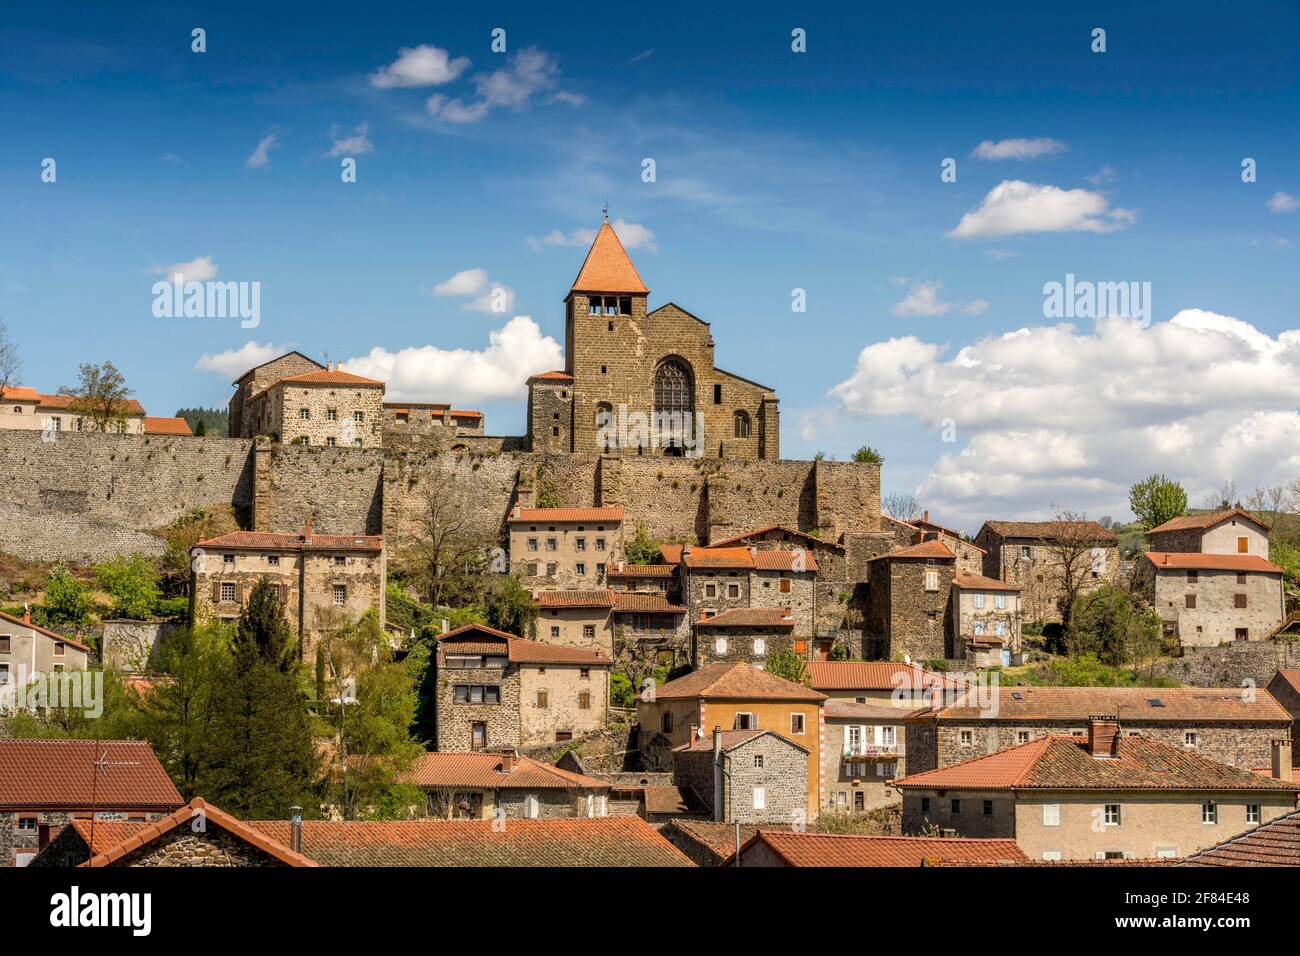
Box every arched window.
[654,358,694,416]
[733,410,751,438]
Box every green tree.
[1066,583,1163,671]
[1129,474,1188,531]
[623,520,661,565]
[41,564,93,627]
[57,361,135,432]
[234,578,295,670]
[764,648,809,686]
[483,574,538,638]
[94,553,162,619]
[852,446,884,464]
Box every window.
[52,641,65,658]
[1246,803,1261,824]
[220,582,236,603]
[326,408,337,421]
[715,637,728,654]
[1183,731,1197,749]
[920,797,931,813]
[973,593,985,609]
[661,712,673,733]
[582,625,595,640]
[332,585,347,606]
[550,626,560,639]
[752,786,766,810]
[1234,593,1247,609]
[578,692,591,710]
[1020,545,1032,558]
[266,554,279,566]
[1017,731,1032,745]
[704,583,717,598]
[733,410,751,438]
[325,437,337,447]
[527,537,538,551]
[734,712,756,730]
[1237,536,1249,553]
[575,537,587,551]
[974,622,985,636]
[1187,569,1198,583]
[846,725,862,755]
[546,562,557,576]
[753,754,764,769]
[0,636,8,653]
[1202,801,1218,824]
[527,562,538,576]
[334,555,346,566]
[655,358,694,420]
[753,637,766,656]
[1104,804,1121,826]
[983,800,994,817]
[727,583,740,599]
[580,667,590,679]
[951,798,961,814]
[960,730,973,747]
[17,816,37,831]
[596,564,605,577]
[880,726,897,747]
[575,563,586,576]
[299,408,310,420]
[995,594,1006,610]
[223,553,235,565]
[1042,851,1062,861]
[546,537,558,551]
[791,713,806,735]
[1042,803,1060,826]
[924,571,939,592]
[471,722,487,750]
[524,794,540,819]
[595,537,606,551]
[1185,594,1196,609]
[536,691,548,708]
[354,410,364,422]
[0,663,8,685]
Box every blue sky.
[2,1,1298,531]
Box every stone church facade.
[527,219,779,460]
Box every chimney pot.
[22,603,30,625]
[289,806,303,854]
[924,510,929,523]
[500,748,517,774]
[1087,715,1119,758]
[440,618,450,635]
[1272,738,1293,782]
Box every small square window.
[332,584,347,605]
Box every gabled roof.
[534,589,615,609]
[606,563,677,577]
[696,607,794,628]
[660,544,684,565]
[682,546,754,570]
[84,798,317,867]
[194,529,383,553]
[895,734,1300,793]
[610,592,686,614]
[1182,810,1300,867]
[527,370,574,382]
[0,385,40,401]
[438,623,611,665]
[730,830,1029,867]
[868,539,956,562]
[1149,508,1270,535]
[509,506,624,523]
[277,368,384,388]
[978,520,1118,543]
[673,728,809,755]
[825,699,923,721]
[232,350,324,384]
[143,416,194,435]
[649,662,825,702]
[569,221,649,295]
[0,610,92,653]
[0,739,182,809]
[398,752,609,790]
[1271,670,1300,696]
[953,570,1022,591]
[707,524,845,552]
[247,816,693,867]
[929,685,1290,722]
[1139,551,1282,574]
[751,550,819,572]
[807,660,967,692]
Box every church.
[527,218,780,460]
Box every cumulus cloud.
[431,267,515,313]
[1267,191,1299,213]
[153,255,218,282]
[971,138,1067,161]
[195,341,295,378]
[829,309,1300,525]
[948,180,1136,239]
[369,45,470,88]
[244,131,278,169]
[329,122,373,156]
[528,218,657,253]
[426,47,581,124]
[341,316,562,403]
[890,281,987,318]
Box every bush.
[765,649,809,685]
[94,553,162,620]
[610,671,635,709]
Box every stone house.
[0,385,146,434]
[1147,508,1272,556]
[191,523,385,661]
[240,365,386,447]
[912,512,985,575]
[0,609,90,699]
[974,519,1120,625]
[399,750,612,821]
[0,738,182,866]
[951,570,1024,666]
[672,727,810,825]
[605,562,679,598]
[1135,551,1285,647]
[381,401,484,438]
[822,700,912,815]
[609,591,691,682]
[1266,671,1300,752]
[694,607,796,668]
[905,685,1294,773]
[635,662,826,817]
[433,623,611,752]
[1182,807,1300,866]
[729,830,1028,867]
[863,539,957,661]
[807,660,967,709]
[226,350,324,438]
[526,218,779,460]
[896,717,1300,861]
[508,505,625,590]
[535,589,616,654]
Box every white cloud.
[370,45,470,88]
[433,268,488,297]
[244,131,278,169]
[890,281,986,318]
[341,315,562,403]
[152,255,218,282]
[426,47,580,124]
[528,218,657,253]
[329,122,373,156]
[431,267,515,313]
[1085,164,1117,185]
[948,180,1136,239]
[962,299,990,315]
[195,341,294,378]
[971,138,1067,161]
[829,309,1300,525]
[1267,191,1299,213]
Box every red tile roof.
[142,415,194,435]
[569,221,650,295]
[869,539,956,562]
[36,393,146,414]
[0,739,182,809]
[606,563,677,577]
[248,816,693,867]
[194,529,383,553]
[0,385,40,401]
[438,623,612,665]
[1149,508,1270,534]
[534,589,615,609]
[930,685,1290,722]
[642,785,702,815]
[707,525,845,552]
[660,544,684,565]
[0,610,92,652]
[509,506,624,523]
[448,409,482,418]
[731,830,1029,867]
[1182,810,1300,866]
[1140,551,1282,573]
[610,592,686,613]
[751,550,819,572]
[650,662,825,702]
[808,660,967,692]
[979,519,1118,543]
[682,546,754,570]
[1272,670,1300,695]
[85,798,317,867]
[896,735,1300,793]
[528,370,574,382]
[696,607,795,628]
[278,368,384,387]
[953,570,1022,591]
[398,752,609,790]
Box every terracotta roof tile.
[0,739,182,809]
[509,506,624,523]
[0,386,40,401]
[37,393,146,414]
[732,830,1029,867]
[660,544,683,565]
[953,570,1022,591]
[606,563,677,577]
[751,550,819,572]
[980,519,1118,543]
[437,623,612,665]
[610,592,686,613]
[398,752,609,790]
[528,370,574,382]
[278,368,384,387]
[674,728,809,755]
[650,662,825,702]
[931,685,1290,722]
[696,607,795,628]
[808,661,966,692]
[1182,810,1300,866]
[569,221,650,294]
[194,530,383,553]
[682,546,754,570]
[869,539,957,562]
[1273,670,1300,695]
[1149,508,1270,534]
[1140,551,1282,573]
[642,785,701,815]
[142,416,194,435]
[534,589,615,608]
[707,525,845,552]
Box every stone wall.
[113,825,289,866]
[434,664,521,752]
[101,619,185,672]
[1157,640,1300,689]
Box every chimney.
[1272,739,1293,782]
[712,726,725,823]
[22,603,30,625]
[501,748,517,774]
[924,510,929,523]
[1087,715,1119,758]
[289,806,303,853]
[303,517,313,539]
[440,618,450,635]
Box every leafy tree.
[764,648,809,686]
[174,406,227,436]
[194,420,206,437]
[1128,474,1188,530]
[813,451,825,461]
[828,640,852,661]
[41,564,93,627]
[623,520,662,565]
[483,574,538,638]
[57,361,135,432]
[94,553,162,619]
[1066,583,1163,673]
[404,477,494,608]
[0,669,139,741]
[609,671,635,709]
[852,446,884,464]
[159,507,239,597]
[234,578,296,670]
